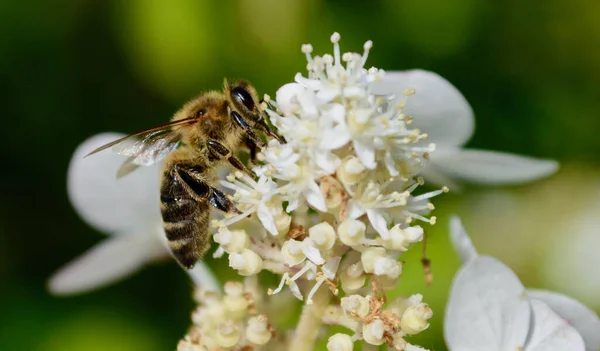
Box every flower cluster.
[323,282,433,350]
[178,278,277,351]
[204,33,443,350]
[48,30,569,351]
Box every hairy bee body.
[88,80,280,269]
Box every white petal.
[289,280,304,300]
[276,83,306,115]
[301,239,325,265]
[315,150,341,174]
[444,256,531,351]
[372,70,474,147]
[346,200,366,219]
[257,203,278,236]
[48,228,168,295]
[430,148,559,185]
[449,216,479,263]
[188,263,220,293]
[286,198,300,212]
[528,290,600,351]
[68,133,162,234]
[366,209,389,239]
[304,180,327,212]
[353,140,376,169]
[321,126,351,150]
[525,300,585,351]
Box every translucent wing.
[112,128,180,166]
[85,117,198,174]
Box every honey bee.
[87,80,281,269]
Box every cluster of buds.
[177,279,276,351]
[324,283,433,350]
[181,33,445,350]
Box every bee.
[87,80,281,269]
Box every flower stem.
[290,287,330,351]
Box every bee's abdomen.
[160,171,210,269]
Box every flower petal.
[346,200,366,219]
[48,227,168,295]
[449,216,479,263]
[429,148,559,185]
[257,203,278,236]
[304,180,327,212]
[444,256,531,351]
[372,70,474,147]
[188,263,221,293]
[353,140,376,169]
[525,300,585,351]
[366,209,390,239]
[528,289,600,351]
[68,133,162,234]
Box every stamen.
[360,40,373,69]
[330,32,341,66]
[268,272,290,295]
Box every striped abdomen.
[160,166,210,269]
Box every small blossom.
[308,222,336,250]
[401,304,433,334]
[363,319,385,346]
[229,249,263,276]
[327,333,354,351]
[337,219,366,246]
[246,315,272,345]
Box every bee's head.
[224,79,262,123]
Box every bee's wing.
[85,116,199,173]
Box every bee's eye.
[231,87,255,111]
[195,109,206,118]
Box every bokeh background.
[2,0,599,350]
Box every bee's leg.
[245,137,258,165]
[255,117,285,144]
[206,140,254,177]
[210,187,242,214]
[231,111,265,148]
[177,165,241,214]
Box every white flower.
[372,70,559,188]
[48,133,218,294]
[219,172,281,235]
[445,216,600,351]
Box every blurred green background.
[2,0,600,350]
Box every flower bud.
[363,319,385,345]
[215,321,240,348]
[229,249,263,276]
[401,304,433,335]
[223,282,249,320]
[377,275,401,291]
[246,315,272,345]
[320,175,345,209]
[404,225,424,243]
[340,263,366,292]
[372,256,402,279]
[309,222,336,250]
[327,333,354,351]
[338,156,367,186]
[281,239,306,266]
[337,219,366,246]
[274,210,292,235]
[361,247,387,273]
[214,229,248,253]
[340,295,370,319]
